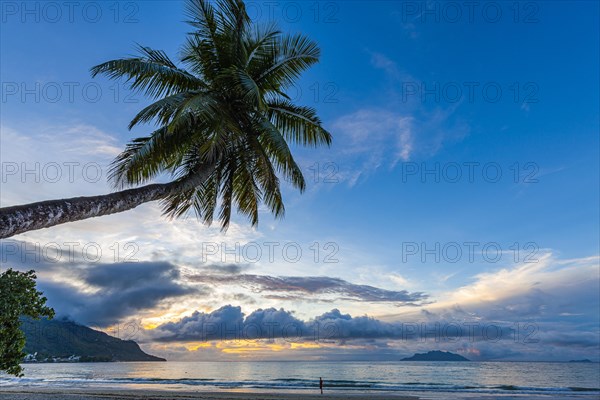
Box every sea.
[1,361,599,399]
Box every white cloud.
[0,124,120,205]
[369,52,403,79]
[435,253,599,309]
[320,51,471,187]
[330,109,414,184]
[379,253,600,326]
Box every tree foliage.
[90,0,332,230]
[0,269,54,376]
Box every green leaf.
[0,269,54,377]
[91,0,331,230]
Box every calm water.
[1,361,599,398]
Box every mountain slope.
[402,350,469,361]
[21,318,165,362]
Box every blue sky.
[1,1,599,361]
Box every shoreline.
[0,388,418,399]
[2,387,600,400]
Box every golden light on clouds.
[166,340,335,357]
[142,322,159,330]
[140,305,214,331]
[217,341,287,354]
[290,342,322,350]
[184,342,214,351]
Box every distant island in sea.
[20,317,165,363]
[402,350,470,361]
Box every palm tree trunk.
[0,172,210,239]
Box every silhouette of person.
[319,377,323,394]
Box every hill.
[20,317,165,362]
[402,350,469,361]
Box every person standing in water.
[319,377,323,394]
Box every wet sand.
[0,388,418,400]
[1,388,597,399]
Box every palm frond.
[184,0,219,47]
[91,48,203,99]
[267,99,332,147]
[246,134,284,218]
[109,126,204,189]
[166,91,219,133]
[255,116,306,192]
[226,67,265,110]
[244,22,281,68]
[128,92,189,129]
[254,33,320,89]
[231,148,261,226]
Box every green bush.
[0,269,54,376]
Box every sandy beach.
[2,388,599,400]
[0,388,418,400]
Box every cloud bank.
[186,273,428,305]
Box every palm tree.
[0,0,331,239]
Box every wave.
[2,376,599,395]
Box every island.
[20,317,165,362]
[402,350,470,361]
[569,359,593,363]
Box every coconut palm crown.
[91,0,331,229]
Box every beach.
[3,387,600,400]
[0,388,418,400]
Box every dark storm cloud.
[540,329,600,349]
[150,304,600,361]
[40,261,202,326]
[244,307,306,338]
[186,273,428,305]
[81,261,182,290]
[152,305,316,342]
[152,305,573,350]
[155,305,247,341]
[1,240,204,326]
[151,305,434,342]
[197,264,248,274]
